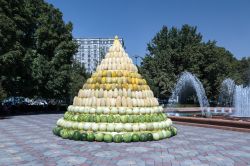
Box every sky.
[46,0,250,62]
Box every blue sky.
[46,0,250,62]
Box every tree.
[140,25,238,100]
[237,57,250,85]
[0,0,87,102]
[69,62,90,103]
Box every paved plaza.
[0,114,249,166]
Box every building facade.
[73,38,124,73]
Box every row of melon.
[108,45,124,52]
[68,106,163,114]
[92,71,142,78]
[73,96,159,107]
[83,83,150,91]
[53,127,177,142]
[101,57,132,64]
[105,51,127,58]
[87,77,146,85]
[96,63,137,72]
[78,89,154,99]
[64,112,166,123]
[57,118,172,132]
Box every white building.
[74,38,124,73]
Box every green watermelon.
[87,133,95,142]
[139,133,147,142]
[123,133,132,143]
[170,127,177,136]
[145,115,151,122]
[64,113,69,119]
[73,115,78,121]
[120,115,128,123]
[53,126,62,136]
[132,115,139,123]
[88,115,94,122]
[152,133,160,141]
[127,116,134,123]
[139,115,145,122]
[68,130,75,140]
[132,134,140,142]
[73,131,82,140]
[83,115,88,122]
[114,115,120,123]
[147,133,153,141]
[95,133,104,142]
[81,133,88,141]
[103,134,113,143]
[60,129,69,139]
[93,116,97,122]
[79,115,85,121]
[158,131,164,139]
[113,134,123,143]
[107,115,114,123]
[96,115,101,123]
[166,130,172,138]
[100,116,107,122]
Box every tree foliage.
[140,25,243,100]
[0,0,88,102]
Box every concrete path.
[0,114,249,166]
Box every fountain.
[233,85,250,117]
[219,78,235,107]
[168,71,209,115]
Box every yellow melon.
[112,71,117,77]
[116,83,122,89]
[127,77,132,84]
[117,70,122,77]
[107,71,112,77]
[122,77,127,84]
[117,77,122,84]
[102,70,107,77]
[101,77,106,84]
[106,77,111,84]
[95,83,100,89]
[106,84,111,91]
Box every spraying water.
[233,85,250,117]
[168,71,209,114]
[219,78,235,107]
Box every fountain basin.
[170,115,250,132]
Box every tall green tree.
[69,62,90,103]
[237,57,250,85]
[140,25,238,100]
[0,0,87,102]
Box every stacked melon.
[53,36,177,142]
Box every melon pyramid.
[53,36,177,142]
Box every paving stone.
[0,113,249,166]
